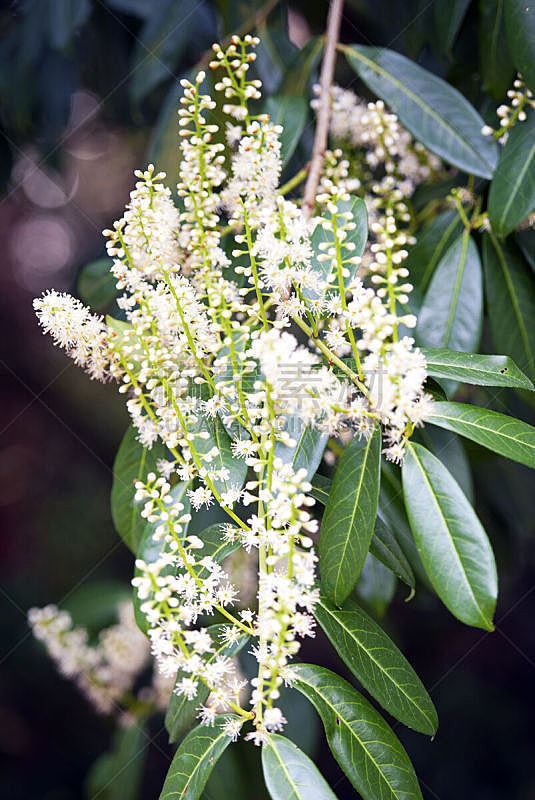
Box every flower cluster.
[27,600,172,715]
[33,36,432,741]
[482,74,535,143]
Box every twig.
[302,0,344,218]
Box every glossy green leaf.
[315,595,438,735]
[434,0,471,54]
[319,427,381,606]
[195,523,242,576]
[422,348,533,389]
[427,401,535,468]
[290,664,423,800]
[482,233,535,383]
[166,624,249,743]
[406,210,463,291]
[264,94,308,166]
[111,425,168,552]
[344,45,498,178]
[86,721,147,800]
[504,0,535,92]
[311,475,414,587]
[160,716,241,800]
[515,228,535,272]
[417,232,483,355]
[488,109,535,236]
[262,734,338,800]
[402,442,497,630]
[77,258,117,310]
[274,417,327,482]
[479,0,516,99]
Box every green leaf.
[434,0,471,55]
[274,417,327,482]
[166,624,249,743]
[160,716,241,800]
[86,721,147,800]
[129,0,202,103]
[372,514,415,588]
[311,475,414,587]
[380,463,432,590]
[515,228,535,272]
[77,258,117,310]
[488,109,535,237]
[406,210,464,292]
[111,425,168,552]
[482,233,535,383]
[290,664,423,800]
[427,401,535,468]
[319,427,381,606]
[133,482,190,633]
[479,0,516,100]
[344,45,498,178]
[354,554,396,616]
[402,442,497,630]
[279,37,323,96]
[504,0,535,92]
[262,734,338,800]
[422,348,534,389]
[264,95,308,166]
[315,595,438,735]
[419,425,474,504]
[417,232,483,355]
[195,523,242,574]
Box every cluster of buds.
[482,75,535,143]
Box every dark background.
[1,1,534,798]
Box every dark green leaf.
[479,0,516,100]
[354,553,396,617]
[264,95,308,166]
[86,721,147,800]
[380,463,432,590]
[195,523,242,575]
[262,734,338,800]
[504,0,535,92]
[402,442,497,630]
[192,417,248,496]
[422,348,534,389]
[515,228,535,272]
[315,595,438,735]
[344,45,498,178]
[311,475,414,587]
[488,109,535,237]
[417,232,483,355]
[129,0,201,103]
[427,401,535,468]
[77,258,117,310]
[279,37,323,96]
[434,0,471,55]
[482,233,535,383]
[406,210,463,292]
[290,664,423,800]
[111,425,168,552]
[319,428,381,606]
[160,716,241,800]
[166,624,249,743]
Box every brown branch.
[302,0,344,218]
